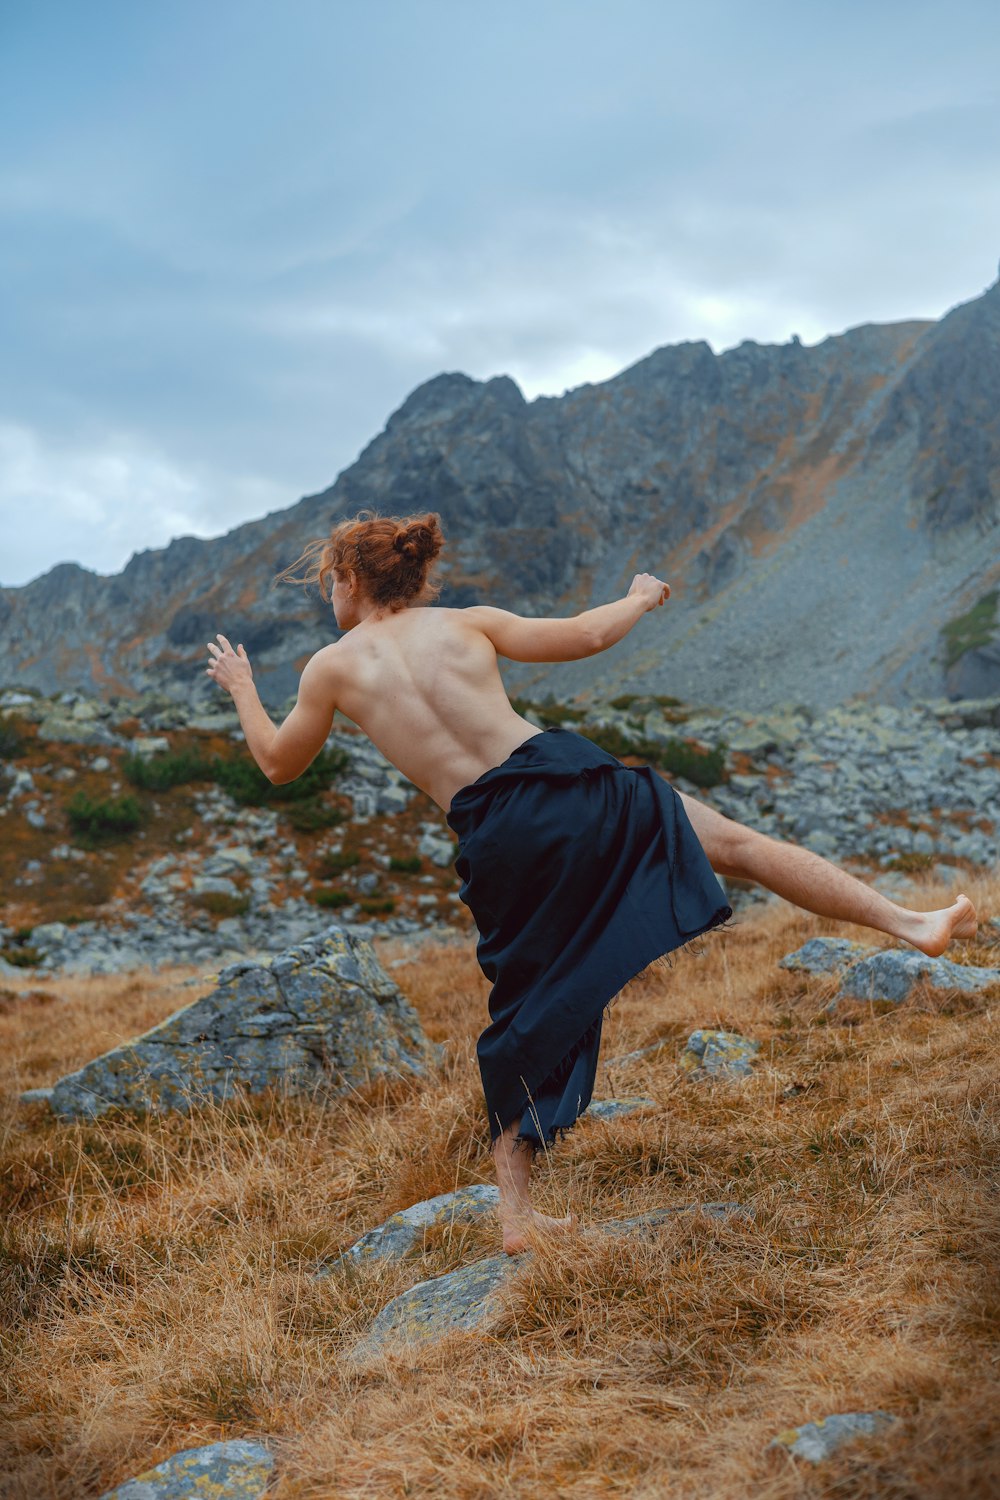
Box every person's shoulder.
[305,639,350,679]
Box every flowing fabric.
[444,725,734,1149]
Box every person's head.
[273,508,445,629]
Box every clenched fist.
[627,573,671,611]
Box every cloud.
[1,1,999,587]
[0,422,287,586]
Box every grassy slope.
[1,873,999,1498]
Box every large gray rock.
[835,949,1000,1005]
[350,1201,750,1359]
[767,1410,898,1463]
[36,926,432,1120]
[98,1438,274,1498]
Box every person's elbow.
[578,620,606,657]
[265,753,298,785]
[267,765,294,786]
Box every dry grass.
[1,870,998,1498]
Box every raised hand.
[205,633,254,696]
[627,573,671,611]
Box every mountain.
[2,272,999,713]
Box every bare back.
[326,606,543,813]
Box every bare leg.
[493,1120,577,1255]
[676,790,977,957]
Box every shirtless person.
[206,509,978,1253]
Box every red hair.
[274,508,445,612]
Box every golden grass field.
[2,870,998,1498]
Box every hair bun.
[394,519,439,564]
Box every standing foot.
[501,1208,579,1257]
[899,894,978,957]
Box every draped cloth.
[444,725,734,1150]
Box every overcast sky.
[2,0,999,587]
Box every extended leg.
[493,1119,577,1255]
[676,789,977,957]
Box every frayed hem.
[487,903,736,1155]
[608,905,738,1006]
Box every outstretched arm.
[466,573,670,663]
[205,635,337,783]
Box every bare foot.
[903,893,978,957]
[501,1208,579,1256]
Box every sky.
[2,0,999,588]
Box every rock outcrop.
[349,1202,752,1360]
[778,936,1000,1008]
[29,928,433,1120]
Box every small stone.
[585,1096,655,1121]
[679,1029,760,1079]
[97,1437,274,1498]
[321,1184,500,1270]
[767,1409,898,1464]
[779,937,873,975]
[418,831,455,868]
[191,875,240,897]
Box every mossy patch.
[941,589,998,669]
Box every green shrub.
[313,888,351,909]
[0,944,42,968]
[578,725,727,788]
[210,745,348,807]
[579,724,648,760]
[192,891,250,917]
[360,897,395,915]
[536,702,585,726]
[284,799,345,833]
[67,790,144,844]
[320,849,360,874]
[885,852,936,873]
[941,589,998,668]
[388,854,422,873]
[655,738,727,789]
[0,714,28,759]
[123,747,213,790]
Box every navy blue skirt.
[444,725,733,1150]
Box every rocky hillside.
[1,684,996,978]
[1,272,999,712]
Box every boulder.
[767,1410,898,1463]
[35,714,121,746]
[98,1437,274,1498]
[679,1029,760,1079]
[835,949,1000,1006]
[34,927,432,1120]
